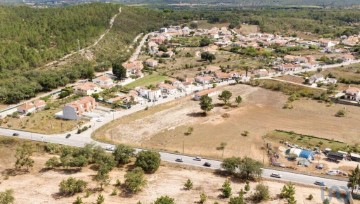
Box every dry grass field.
[0,138,347,204]
[94,84,360,161]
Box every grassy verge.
[264,130,359,153]
[125,72,170,89]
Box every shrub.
[154,196,175,204]
[135,151,161,173]
[335,109,346,117]
[59,177,87,196]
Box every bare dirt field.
[95,84,360,161]
[0,149,347,204]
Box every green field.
[264,130,360,153]
[125,72,170,89]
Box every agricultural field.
[94,84,360,161]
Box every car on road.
[175,158,183,162]
[96,118,103,122]
[270,173,282,178]
[163,95,168,99]
[194,157,202,161]
[314,181,326,186]
[65,134,71,138]
[105,146,115,151]
[203,162,211,167]
[12,133,19,136]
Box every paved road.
[0,87,348,189]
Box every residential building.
[214,72,232,81]
[193,89,219,101]
[145,59,158,68]
[92,75,114,88]
[136,87,162,101]
[308,74,325,84]
[344,87,360,101]
[74,82,102,96]
[123,61,144,77]
[276,64,302,73]
[157,83,178,95]
[58,96,97,120]
[17,102,36,114]
[195,75,213,85]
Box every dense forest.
[0,4,183,104]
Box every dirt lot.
[95,84,360,161]
[0,148,348,204]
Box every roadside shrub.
[59,177,87,196]
[335,109,346,117]
[135,151,161,173]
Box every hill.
[0,4,176,104]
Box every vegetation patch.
[264,130,360,153]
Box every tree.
[154,196,175,204]
[244,182,250,192]
[201,52,216,63]
[199,37,211,47]
[252,183,270,202]
[113,144,135,165]
[280,183,296,199]
[189,22,198,29]
[124,167,147,194]
[184,179,193,190]
[216,142,227,158]
[199,95,213,115]
[135,151,161,173]
[0,189,14,204]
[238,157,263,180]
[159,44,168,52]
[222,179,232,198]
[218,90,232,106]
[112,63,126,80]
[235,96,242,106]
[96,194,105,204]
[199,192,207,204]
[280,183,296,203]
[73,196,83,204]
[348,165,360,193]
[221,157,241,174]
[59,177,87,196]
[15,143,34,171]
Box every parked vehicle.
[12,133,19,136]
[105,146,115,151]
[65,134,71,138]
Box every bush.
[335,109,346,117]
[154,196,175,204]
[0,189,15,204]
[124,167,147,194]
[252,183,270,202]
[307,194,313,200]
[45,156,61,168]
[135,151,161,173]
[113,144,135,165]
[59,177,87,196]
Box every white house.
[195,75,213,85]
[158,83,178,95]
[344,87,360,102]
[74,82,102,96]
[92,75,114,88]
[308,74,325,84]
[145,59,158,68]
[136,87,162,101]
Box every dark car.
[194,157,202,161]
[12,133,19,136]
[270,173,282,178]
[203,162,211,167]
[65,134,71,138]
[175,158,183,162]
[314,181,326,186]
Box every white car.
[270,173,282,178]
[105,146,115,151]
[96,118,103,122]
